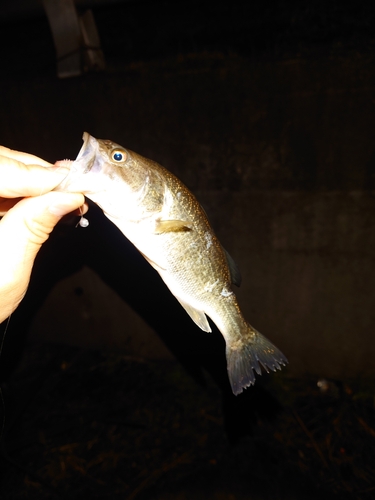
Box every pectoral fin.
[155,219,193,234]
[222,247,242,287]
[175,296,212,332]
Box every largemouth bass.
[56,132,287,395]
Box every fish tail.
[226,323,287,395]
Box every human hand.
[0,146,87,323]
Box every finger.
[0,198,88,217]
[0,145,52,167]
[0,190,85,244]
[0,156,71,198]
[0,192,85,321]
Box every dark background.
[0,1,375,498]
[1,0,374,378]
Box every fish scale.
[55,132,288,395]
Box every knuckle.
[23,216,52,245]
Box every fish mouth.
[55,132,95,172]
[74,132,98,173]
[54,132,100,193]
[76,131,91,163]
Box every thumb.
[0,191,84,321]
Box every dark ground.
[0,340,374,500]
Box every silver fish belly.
[55,132,287,395]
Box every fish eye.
[112,149,126,162]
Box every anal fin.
[175,296,211,332]
[139,250,166,272]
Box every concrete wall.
[2,50,375,380]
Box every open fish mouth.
[78,131,91,159]
[73,132,98,173]
[55,132,95,172]
[54,132,100,193]
[74,132,92,163]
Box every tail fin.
[226,324,287,395]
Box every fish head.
[56,132,161,221]
[56,132,129,193]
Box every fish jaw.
[55,132,162,223]
[55,132,107,195]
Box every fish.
[55,132,287,395]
